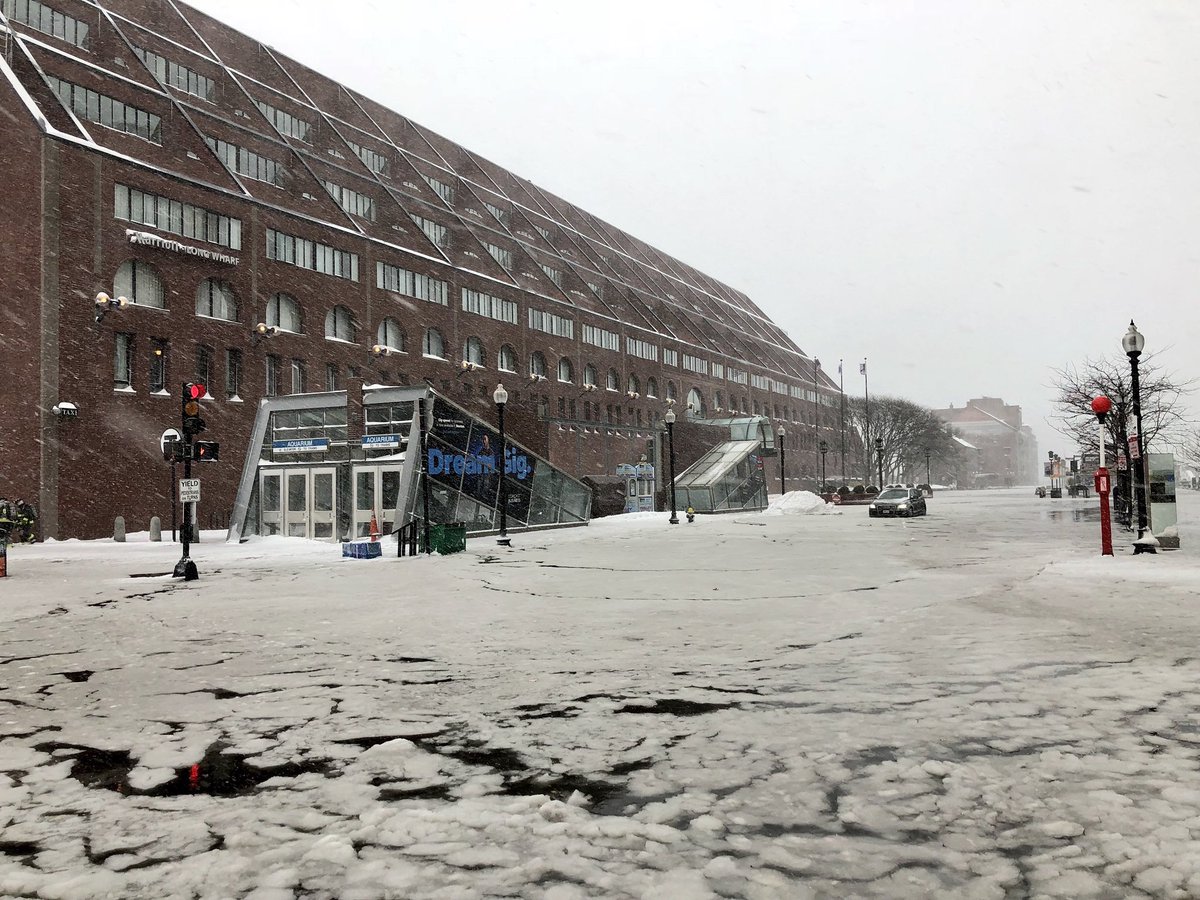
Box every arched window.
[714,390,724,411]
[267,293,302,333]
[646,377,658,398]
[498,344,517,372]
[666,381,678,402]
[463,336,485,367]
[584,364,598,387]
[557,357,573,383]
[530,351,547,378]
[376,318,404,351]
[606,368,619,391]
[113,259,164,308]
[195,278,237,321]
[423,327,444,358]
[687,387,705,414]
[324,305,357,342]
[627,374,640,395]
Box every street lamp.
[924,447,931,488]
[494,383,510,546]
[874,436,884,490]
[819,439,828,495]
[1122,321,1156,553]
[777,424,787,495]
[1091,394,1114,556]
[664,408,679,524]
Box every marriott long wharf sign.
[125,229,240,266]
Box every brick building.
[0,0,836,539]
[932,398,1039,487]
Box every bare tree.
[1049,352,1193,525]
[846,395,963,487]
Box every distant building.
[932,398,1039,486]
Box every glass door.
[285,470,309,537]
[310,468,336,539]
[259,470,282,535]
[352,465,403,537]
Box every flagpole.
[812,357,820,489]
[839,359,846,485]
[863,358,871,486]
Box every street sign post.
[179,479,201,503]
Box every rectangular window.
[325,363,338,392]
[583,324,619,351]
[266,228,358,281]
[225,348,242,399]
[484,201,508,225]
[205,136,282,186]
[483,242,513,270]
[528,308,574,339]
[375,261,448,305]
[149,339,168,393]
[265,354,280,397]
[683,354,709,376]
[662,348,679,367]
[322,180,376,221]
[114,183,241,250]
[195,345,213,388]
[291,359,306,394]
[751,373,770,390]
[132,46,214,100]
[346,140,388,174]
[539,264,563,287]
[254,99,311,141]
[4,0,88,46]
[626,337,659,362]
[114,333,133,389]
[711,362,725,379]
[410,215,448,249]
[461,287,517,324]
[46,76,161,143]
[728,367,748,385]
[534,224,551,241]
[421,173,454,203]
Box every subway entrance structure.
[228,384,590,543]
[0,0,840,539]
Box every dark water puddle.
[59,671,94,683]
[0,840,40,861]
[1042,507,1102,523]
[378,783,454,802]
[38,741,331,797]
[616,699,732,716]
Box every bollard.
[149,516,162,542]
[113,516,126,543]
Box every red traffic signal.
[194,441,220,462]
[187,383,206,401]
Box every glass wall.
[421,397,590,532]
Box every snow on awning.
[953,436,979,450]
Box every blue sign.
[273,438,330,453]
[427,446,530,480]
[362,434,401,449]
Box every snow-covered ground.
[2,488,1200,899]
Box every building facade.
[932,398,1039,487]
[0,0,837,539]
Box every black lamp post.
[819,439,828,494]
[665,408,679,524]
[1122,321,1155,553]
[777,424,787,495]
[875,436,884,490]
[924,447,931,488]
[494,383,510,546]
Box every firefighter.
[14,499,36,543]
[0,498,13,545]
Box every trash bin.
[429,522,467,555]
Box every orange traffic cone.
[369,511,380,542]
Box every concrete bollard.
[113,516,126,543]
[149,516,161,542]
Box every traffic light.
[194,441,220,462]
[182,383,206,436]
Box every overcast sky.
[199,0,1200,451]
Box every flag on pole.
[837,361,842,376]
[859,362,867,376]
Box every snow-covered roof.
[953,435,979,450]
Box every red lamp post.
[1091,395,1114,556]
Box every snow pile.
[763,490,838,516]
